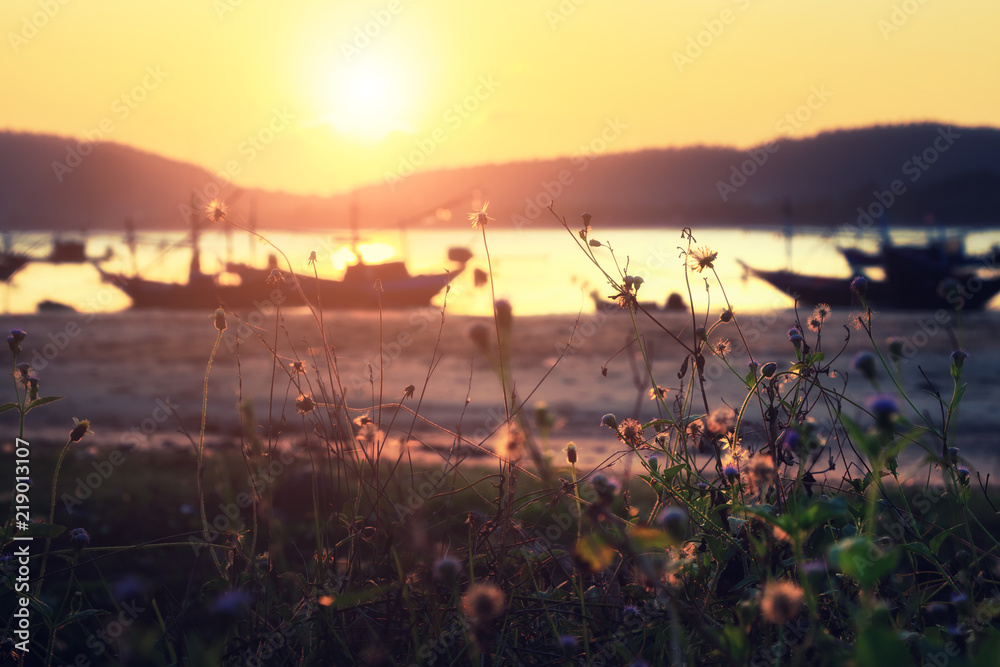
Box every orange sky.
[4,0,998,196]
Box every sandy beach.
[3,305,999,477]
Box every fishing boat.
[97,202,468,310]
[738,257,1000,311]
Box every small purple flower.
[850,275,868,295]
[760,362,778,378]
[558,634,579,651]
[951,349,968,370]
[852,351,877,381]
[68,528,90,548]
[210,589,253,617]
[7,329,26,355]
[723,465,740,482]
[866,394,899,429]
[787,327,803,346]
[779,429,801,452]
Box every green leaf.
[901,541,933,560]
[949,382,967,413]
[628,526,676,552]
[576,534,618,571]
[659,464,686,484]
[828,537,899,586]
[0,402,19,413]
[25,396,64,412]
[929,528,955,556]
[854,626,908,667]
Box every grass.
[2,206,1000,666]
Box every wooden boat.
[737,260,1000,311]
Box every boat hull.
[740,264,1000,311]
[102,267,459,310]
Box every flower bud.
[760,362,778,378]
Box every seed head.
[432,555,462,586]
[214,308,227,332]
[601,413,618,429]
[761,580,805,625]
[657,506,689,542]
[295,394,316,415]
[461,582,505,625]
[468,202,493,229]
[746,453,776,489]
[69,418,90,443]
[617,417,645,448]
[565,441,578,465]
[688,246,718,273]
[720,308,733,323]
[760,361,778,378]
[205,199,228,222]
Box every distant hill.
[2,123,998,232]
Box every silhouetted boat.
[839,236,998,274]
[738,260,1000,311]
[591,290,687,313]
[97,203,467,310]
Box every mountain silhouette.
[1,123,997,232]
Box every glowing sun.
[324,59,414,140]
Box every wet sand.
[3,307,1000,477]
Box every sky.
[4,0,998,196]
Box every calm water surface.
[6,226,1000,315]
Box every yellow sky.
[4,0,998,195]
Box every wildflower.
[632,275,645,289]
[467,323,491,353]
[648,385,669,401]
[851,351,877,381]
[565,442,578,465]
[265,268,285,285]
[695,326,707,340]
[747,360,759,375]
[503,423,525,462]
[887,337,905,361]
[558,634,579,652]
[760,361,778,378]
[7,329,26,355]
[461,582,505,625]
[713,338,732,356]
[866,393,898,430]
[601,413,618,429]
[16,363,31,377]
[657,506,689,542]
[308,250,317,265]
[807,316,823,332]
[468,202,493,229]
[581,212,592,226]
[688,246,718,273]
[812,303,831,324]
[295,394,316,415]
[706,407,735,437]
[787,326,803,348]
[353,414,373,427]
[68,527,90,548]
[494,299,513,331]
[956,466,970,486]
[591,473,619,504]
[951,349,968,370]
[205,198,228,222]
[289,361,305,374]
[432,554,462,586]
[210,589,253,617]
[214,308,227,332]
[69,418,90,443]
[779,429,801,453]
[850,275,868,296]
[403,384,415,399]
[720,308,733,323]
[618,417,645,448]
[746,453,776,489]
[723,465,740,483]
[761,580,805,624]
